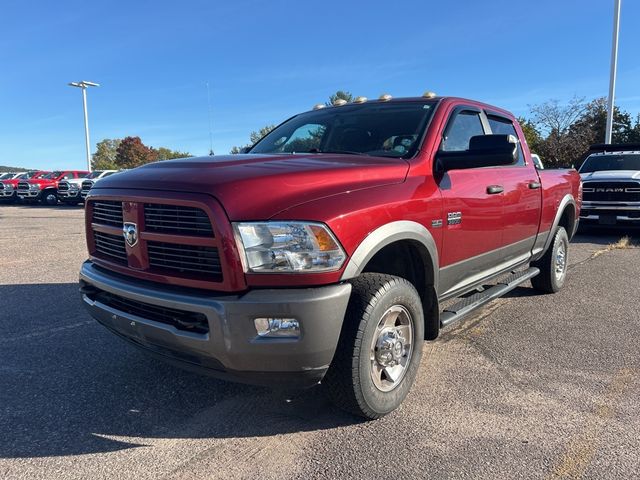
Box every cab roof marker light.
[312,104,326,110]
[422,91,437,98]
[378,93,392,101]
[353,96,368,103]
[332,99,348,106]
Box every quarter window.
[487,116,525,166]
[441,112,485,152]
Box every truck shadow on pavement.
[0,283,362,459]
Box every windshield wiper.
[306,148,367,156]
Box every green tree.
[230,125,276,154]
[156,147,191,161]
[326,90,353,106]
[92,138,121,170]
[115,136,158,169]
[572,97,633,144]
[517,117,542,154]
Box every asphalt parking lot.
[1,204,639,480]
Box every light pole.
[605,0,622,144]
[69,80,100,171]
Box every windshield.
[250,101,437,158]
[86,171,104,179]
[41,171,62,179]
[0,173,13,180]
[580,154,640,173]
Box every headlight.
[233,222,346,273]
[29,184,40,190]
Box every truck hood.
[61,178,86,186]
[22,178,57,186]
[94,154,409,219]
[581,170,640,182]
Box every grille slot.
[147,241,222,278]
[91,289,209,334]
[92,200,124,227]
[144,204,214,236]
[18,181,29,192]
[94,230,127,264]
[583,182,640,202]
[58,182,69,192]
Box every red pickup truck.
[0,171,49,202]
[18,170,89,205]
[79,95,581,418]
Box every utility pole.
[69,81,100,171]
[605,0,621,144]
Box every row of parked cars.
[0,169,120,206]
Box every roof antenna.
[206,81,214,155]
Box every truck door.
[437,106,505,297]
[485,113,540,263]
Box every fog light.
[254,317,300,338]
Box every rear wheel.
[531,226,569,293]
[324,273,424,419]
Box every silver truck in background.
[579,143,640,227]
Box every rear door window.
[487,116,525,166]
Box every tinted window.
[251,102,436,159]
[442,112,484,151]
[488,116,525,166]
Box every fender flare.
[536,194,577,259]
[340,220,439,292]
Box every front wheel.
[531,226,569,293]
[41,191,58,206]
[324,273,424,419]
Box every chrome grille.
[17,181,29,192]
[81,180,93,197]
[583,182,640,202]
[0,183,4,191]
[92,201,123,227]
[93,230,127,263]
[144,204,214,236]
[58,182,69,192]
[147,241,222,278]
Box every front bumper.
[58,190,82,200]
[0,188,15,198]
[79,261,352,388]
[580,202,640,225]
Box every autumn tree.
[92,138,121,170]
[115,136,158,169]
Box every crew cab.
[58,170,119,205]
[1,171,49,202]
[18,170,89,205]
[579,143,640,226]
[79,95,580,418]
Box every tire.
[324,273,424,419]
[531,226,569,293]
[41,191,58,206]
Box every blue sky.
[1,0,639,170]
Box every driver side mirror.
[435,134,518,171]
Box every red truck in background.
[79,95,581,418]
[17,170,89,205]
[0,171,49,203]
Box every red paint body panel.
[85,96,581,293]
[2,171,49,188]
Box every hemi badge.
[447,212,462,225]
[431,219,443,228]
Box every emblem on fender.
[123,222,138,247]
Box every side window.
[441,111,485,152]
[487,116,525,166]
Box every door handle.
[486,185,504,194]
[528,182,541,189]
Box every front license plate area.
[599,215,616,225]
